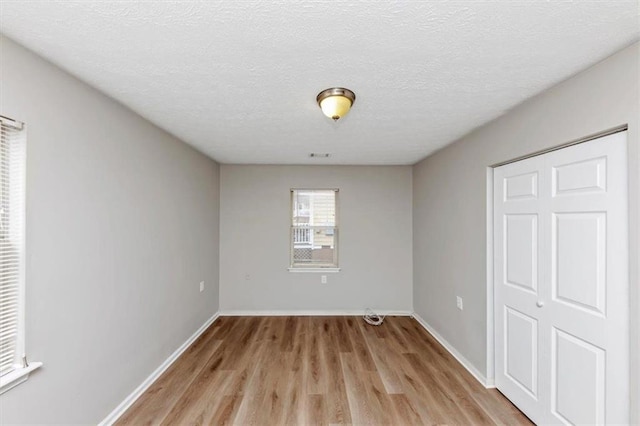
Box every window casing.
[0,116,38,395]
[290,189,338,269]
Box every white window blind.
[290,189,338,268]
[0,116,26,377]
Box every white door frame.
[485,124,629,391]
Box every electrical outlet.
[321,275,327,284]
[199,281,205,292]
[456,296,463,310]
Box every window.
[290,189,338,270]
[0,116,38,395]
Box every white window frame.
[0,115,41,395]
[288,188,340,272]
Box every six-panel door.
[494,132,628,424]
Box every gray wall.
[0,36,221,424]
[219,165,413,313]
[413,42,639,419]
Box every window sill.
[0,362,43,395]
[287,267,341,273]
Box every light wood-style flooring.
[117,316,531,425]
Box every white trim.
[485,167,495,385]
[0,362,42,395]
[412,312,494,388]
[287,267,341,273]
[99,312,220,426]
[219,310,413,317]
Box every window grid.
[290,189,338,268]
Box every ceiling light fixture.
[316,87,356,121]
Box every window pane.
[291,190,335,226]
[291,189,337,268]
[292,227,336,266]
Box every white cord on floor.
[363,308,385,326]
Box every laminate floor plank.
[320,319,352,425]
[117,316,533,425]
[357,319,405,395]
[342,317,378,372]
[389,394,426,425]
[339,353,379,425]
[159,371,232,426]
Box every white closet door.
[494,131,628,425]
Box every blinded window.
[291,189,338,268]
[0,117,26,377]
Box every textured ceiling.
[0,1,638,165]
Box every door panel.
[505,171,539,200]
[494,131,628,424]
[505,214,538,293]
[494,154,547,420]
[552,328,605,425]
[553,212,606,314]
[505,306,538,396]
[552,156,607,196]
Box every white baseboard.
[411,312,494,388]
[219,309,413,317]
[99,312,220,426]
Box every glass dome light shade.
[320,96,352,121]
[316,88,356,121]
